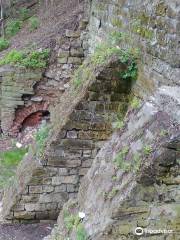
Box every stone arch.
[2,57,135,222]
[10,102,49,136]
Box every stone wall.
[0,66,42,134]
[2,55,133,222]
[0,21,87,136]
[86,0,180,96]
[46,85,180,240]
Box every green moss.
[0,49,50,69]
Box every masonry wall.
[2,57,133,222]
[86,0,180,95]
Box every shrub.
[29,16,40,31]
[5,20,22,37]
[0,49,50,69]
[0,38,10,51]
[0,50,24,65]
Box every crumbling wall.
[2,55,133,222]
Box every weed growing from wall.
[63,209,88,240]
[113,147,142,173]
[143,145,153,156]
[35,123,50,158]
[130,96,141,109]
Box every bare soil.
[0,223,53,240]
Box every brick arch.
[10,102,49,136]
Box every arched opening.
[20,110,50,131]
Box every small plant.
[108,188,119,199]
[112,175,118,181]
[113,146,131,171]
[29,16,40,31]
[0,38,10,51]
[76,224,88,240]
[19,7,30,21]
[5,19,22,37]
[130,96,141,109]
[0,49,50,69]
[159,129,168,137]
[114,120,124,129]
[35,123,50,158]
[72,64,92,89]
[143,145,153,156]
[132,20,154,40]
[133,153,141,172]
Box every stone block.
[57,57,68,64]
[65,30,81,38]
[69,169,78,175]
[48,158,81,167]
[52,175,78,185]
[60,139,94,149]
[39,192,68,203]
[25,203,41,212]
[83,150,92,158]
[13,204,25,211]
[42,185,54,193]
[70,48,84,57]
[67,57,82,64]
[66,184,79,193]
[67,130,78,139]
[14,211,35,220]
[58,168,68,175]
[29,186,43,194]
[20,194,40,203]
[36,211,49,220]
[58,50,69,58]
[79,168,89,176]
[45,203,58,210]
[54,184,67,192]
[48,210,59,220]
[82,159,93,168]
